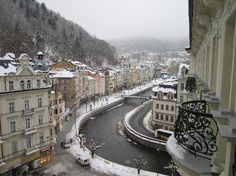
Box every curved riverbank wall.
[124,100,166,151]
[77,87,152,134]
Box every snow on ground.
[69,137,166,176]
[66,79,167,176]
[44,162,68,175]
[142,111,156,135]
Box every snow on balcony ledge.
[166,135,212,175]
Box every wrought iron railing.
[174,100,219,159]
[185,76,196,92]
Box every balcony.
[174,100,219,159]
[22,108,34,116]
[25,127,37,135]
[167,100,219,175]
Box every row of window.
[8,80,42,91]
[51,98,62,106]
[9,98,43,113]
[154,92,175,100]
[10,115,43,133]
[54,108,63,115]
[155,113,175,122]
[11,135,45,153]
[156,104,175,111]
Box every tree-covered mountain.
[0,0,116,65]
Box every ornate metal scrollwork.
[174,100,218,159]
[185,77,196,92]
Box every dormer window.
[9,81,14,91]
[26,80,31,89]
[20,81,24,90]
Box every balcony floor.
[166,135,212,175]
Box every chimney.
[37,51,44,60]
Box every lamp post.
[87,139,102,158]
[134,155,147,175]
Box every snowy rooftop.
[162,81,178,86]
[85,75,95,80]
[178,63,190,76]
[51,70,75,78]
[1,53,15,61]
[37,51,43,55]
[0,63,17,76]
[152,87,176,94]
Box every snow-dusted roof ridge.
[152,86,176,94]
[0,64,17,76]
[51,70,75,78]
[1,53,15,61]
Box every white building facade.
[0,54,54,175]
[151,80,177,139]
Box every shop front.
[39,146,53,167]
[21,151,40,175]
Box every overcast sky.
[37,0,189,40]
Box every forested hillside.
[0,0,116,65]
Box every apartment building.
[151,79,177,138]
[49,90,69,134]
[166,1,236,176]
[0,54,54,175]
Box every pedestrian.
[70,138,72,143]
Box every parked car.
[75,154,90,166]
[61,140,71,149]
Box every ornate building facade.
[167,1,236,176]
[0,54,55,175]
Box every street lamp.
[87,139,102,158]
[134,155,147,175]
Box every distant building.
[50,70,77,109]
[151,78,177,140]
[49,90,69,134]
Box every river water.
[81,90,172,175]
